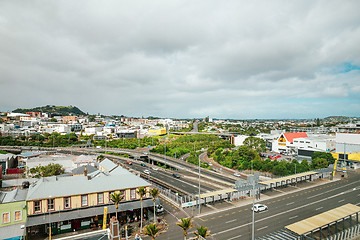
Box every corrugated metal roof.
[26,171,150,201]
[99,158,117,171]
[2,188,28,203]
[285,204,360,235]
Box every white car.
[251,204,268,213]
[152,167,159,171]
[234,172,241,177]
[144,170,151,174]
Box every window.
[34,201,41,213]
[109,191,114,203]
[97,193,104,204]
[81,195,88,207]
[48,199,55,211]
[120,190,126,201]
[64,197,71,209]
[2,212,10,224]
[130,189,136,199]
[14,211,22,221]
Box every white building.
[293,134,336,152]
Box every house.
[99,158,117,172]
[72,155,97,168]
[0,188,28,240]
[25,170,152,238]
[0,153,17,174]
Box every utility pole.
[198,155,201,214]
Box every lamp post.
[198,154,201,214]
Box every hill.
[13,105,86,116]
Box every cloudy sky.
[0,1,359,119]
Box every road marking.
[289,215,298,220]
[338,199,345,203]
[226,219,237,224]
[286,202,295,206]
[316,207,323,211]
[212,183,359,236]
[257,226,268,231]
[198,217,206,222]
[227,235,242,240]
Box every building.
[62,116,78,123]
[0,188,28,240]
[272,132,308,154]
[147,128,166,136]
[25,168,152,238]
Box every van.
[156,204,164,214]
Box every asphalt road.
[193,173,360,240]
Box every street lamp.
[198,155,201,214]
[49,196,51,240]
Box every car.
[172,173,180,178]
[141,163,146,167]
[152,167,159,171]
[126,161,132,165]
[208,163,213,166]
[144,170,151,174]
[234,172,241,177]
[156,204,164,214]
[251,204,268,213]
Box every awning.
[285,203,360,235]
[260,171,318,186]
[26,198,155,227]
[195,188,237,199]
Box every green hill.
[13,105,87,116]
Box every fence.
[326,223,360,240]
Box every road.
[157,173,360,240]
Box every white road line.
[257,226,268,231]
[338,199,345,203]
[212,185,359,237]
[227,235,242,240]
[316,207,323,211]
[226,219,237,224]
[289,215,298,220]
[286,202,295,205]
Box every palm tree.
[177,217,194,240]
[149,188,160,223]
[193,226,210,239]
[110,192,124,220]
[143,223,161,240]
[137,187,147,233]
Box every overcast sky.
[0,1,359,119]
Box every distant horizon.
[2,104,359,121]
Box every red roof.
[283,132,308,143]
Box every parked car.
[234,172,241,177]
[126,161,132,165]
[152,167,159,171]
[172,173,180,178]
[251,204,268,213]
[144,169,151,174]
[141,163,146,167]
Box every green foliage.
[310,157,328,169]
[50,118,57,122]
[95,136,160,149]
[0,150,8,154]
[312,152,335,165]
[243,137,266,152]
[193,226,210,239]
[143,223,161,240]
[177,218,194,238]
[28,163,65,178]
[151,134,224,162]
[13,105,86,116]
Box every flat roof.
[196,188,237,199]
[285,204,360,235]
[260,171,318,186]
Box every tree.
[28,163,65,178]
[193,226,210,239]
[177,218,194,240]
[312,152,335,165]
[149,188,160,223]
[137,187,147,233]
[310,157,328,169]
[243,137,266,153]
[110,192,124,220]
[143,223,161,240]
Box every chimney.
[84,166,88,176]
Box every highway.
[156,173,360,240]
